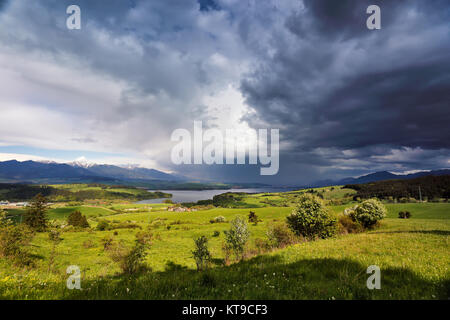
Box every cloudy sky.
[0,0,449,185]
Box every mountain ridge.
[0,160,180,182]
[314,169,450,187]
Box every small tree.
[0,210,34,266]
[109,234,151,275]
[47,229,62,272]
[350,199,386,228]
[67,211,90,228]
[286,194,337,240]
[192,236,212,271]
[223,216,250,261]
[248,211,259,225]
[24,193,48,232]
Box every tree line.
[345,175,450,201]
[0,183,170,202]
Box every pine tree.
[24,193,48,232]
[67,210,90,228]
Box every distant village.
[0,200,199,213]
[0,200,29,207]
[167,206,198,212]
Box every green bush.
[398,211,411,219]
[96,220,110,231]
[286,194,337,240]
[337,215,363,234]
[350,199,387,228]
[101,236,114,250]
[67,211,90,228]
[0,211,35,266]
[223,216,250,260]
[109,237,150,275]
[135,229,153,245]
[212,230,220,237]
[192,236,212,271]
[248,211,259,225]
[266,223,298,248]
[48,229,62,242]
[210,216,226,224]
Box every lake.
[136,187,298,204]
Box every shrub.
[248,211,259,225]
[0,212,34,266]
[101,236,114,250]
[398,211,411,219]
[109,237,150,275]
[337,215,363,234]
[82,239,95,249]
[266,223,298,248]
[23,193,48,232]
[67,211,90,228]
[135,229,153,245]
[223,216,250,260]
[210,216,226,224]
[286,194,337,240]
[192,236,212,271]
[110,222,141,230]
[212,230,220,237]
[253,238,270,254]
[48,229,62,242]
[350,199,387,228]
[96,220,110,231]
[47,229,62,272]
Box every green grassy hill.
[0,198,448,299]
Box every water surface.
[136,187,298,204]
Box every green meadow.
[0,187,448,300]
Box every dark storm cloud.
[1,0,449,184]
[198,0,220,12]
[0,0,9,11]
[239,0,450,179]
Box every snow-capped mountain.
[67,157,96,169]
[0,160,182,182]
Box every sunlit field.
[0,187,448,300]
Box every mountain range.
[0,160,181,183]
[0,160,449,188]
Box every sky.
[0,0,449,185]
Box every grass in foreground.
[0,203,448,300]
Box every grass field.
[0,196,448,300]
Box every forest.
[345,175,450,201]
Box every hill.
[345,174,450,200]
[315,169,450,187]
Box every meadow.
[0,186,448,300]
